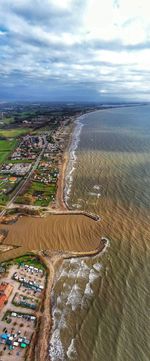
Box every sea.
[49,105,150,361]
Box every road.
[0,137,48,218]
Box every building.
[0,282,13,311]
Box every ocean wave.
[64,117,84,205]
[57,295,62,305]
[66,284,82,311]
[89,269,99,283]
[93,185,101,190]
[49,251,108,359]
[89,192,101,198]
[93,262,102,272]
[72,203,82,209]
[49,329,65,361]
[84,282,93,295]
[67,338,76,359]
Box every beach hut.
[6,339,12,346]
[18,338,23,343]
[24,339,30,345]
[21,342,27,348]
[1,334,8,340]
[13,341,19,347]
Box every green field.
[13,255,46,270]
[0,139,18,164]
[0,128,30,138]
[5,159,32,164]
[20,111,36,118]
[16,181,56,207]
[2,117,14,125]
[0,193,9,205]
[0,174,20,205]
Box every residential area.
[0,103,94,210]
[0,125,67,208]
[0,255,46,361]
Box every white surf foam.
[89,269,99,283]
[49,329,65,361]
[64,117,84,205]
[93,262,102,272]
[67,338,76,359]
[57,295,62,305]
[66,284,82,311]
[93,185,101,190]
[84,282,93,295]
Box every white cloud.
[49,0,73,10]
[0,0,150,100]
[99,89,108,93]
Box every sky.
[0,0,150,102]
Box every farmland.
[0,175,21,205]
[0,128,31,138]
[0,140,18,164]
[16,181,56,207]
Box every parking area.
[0,311,35,360]
[0,256,46,361]
[13,292,39,310]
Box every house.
[0,282,13,311]
[0,295,7,311]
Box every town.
[0,112,73,209]
[0,103,97,211]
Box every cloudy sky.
[0,0,150,102]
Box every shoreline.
[0,110,107,361]
[34,111,108,361]
[35,237,108,361]
[63,115,84,208]
[55,120,75,210]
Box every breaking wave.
[49,255,104,360]
[64,116,84,205]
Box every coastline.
[0,110,108,361]
[34,237,108,361]
[55,120,75,210]
[35,112,108,361]
[63,115,85,208]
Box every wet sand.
[56,122,75,210]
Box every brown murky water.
[49,106,150,361]
[0,214,101,262]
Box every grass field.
[0,174,20,205]
[0,194,9,205]
[16,181,56,207]
[0,128,30,138]
[20,111,36,118]
[5,159,33,164]
[2,117,14,125]
[0,139,18,164]
[14,255,46,270]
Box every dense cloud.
[0,0,150,101]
